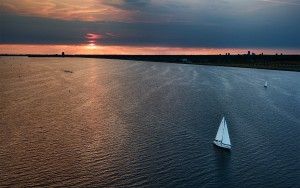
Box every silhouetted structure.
[181,58,188,63]
[248,51,251,55]
[7,54,300,72]
[62,52,65,57]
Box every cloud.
[85,33,102,40]
[101,0,149,10]
[0,0,231,23]
[0,0,132,22]
[0,0,182,23]
[1,12,300,48]
[260,0,300,6]
[0,1,299,49]
[1,0,300,24]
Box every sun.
[86,43,97,50]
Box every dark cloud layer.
[102,0,149,10]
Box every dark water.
[0,57,299,187]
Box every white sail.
[215,117,225,141]
[222,120,231,146]
[264,81,268,87]
[214,117,231,149]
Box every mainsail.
[222,120,231,146]
[215,117,225,141]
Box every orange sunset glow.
[1,44,299,55]
[0,0,132,22]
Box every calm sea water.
[0,57,299,187]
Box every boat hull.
[213,140,231,150]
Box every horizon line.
[1,44,300,55]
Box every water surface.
[0,57,299,187]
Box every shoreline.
[1,54,300,72]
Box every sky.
[0,0,300,54]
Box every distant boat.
[213,117,231,150]
[264,81,268,88]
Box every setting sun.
[86,43,97,50]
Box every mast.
[221,118,225,143]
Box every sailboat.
[213,117,231,150]
[264,81,268,88]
